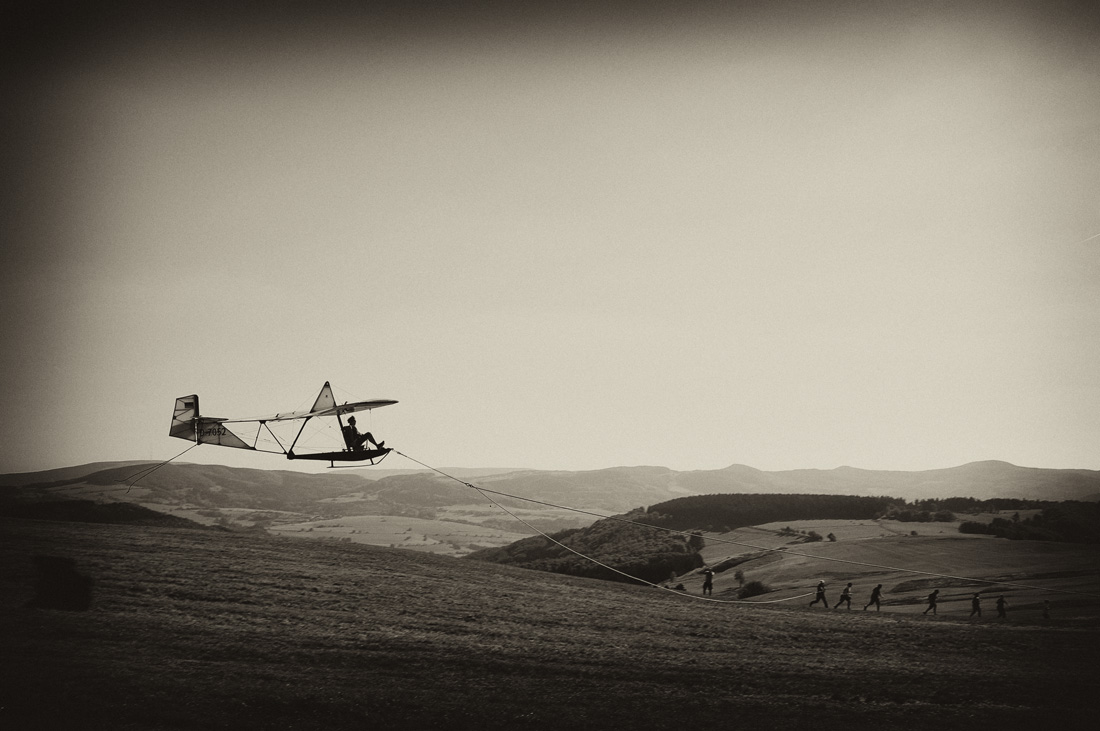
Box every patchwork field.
[698,528,1097,617]
[2,516,1098,730]
[267,512,531,554]
[48,490,591,558]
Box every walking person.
[969,593,982,618]
[996,595,1007,619]
[864,584,883,611]
[922,589,939,615]
[809,580,829,608]
[834,582,853,610]
[702,568,714,596]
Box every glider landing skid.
[288,448,392,468]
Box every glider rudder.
[169,394,252,449]
[170,395,199,440]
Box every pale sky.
[2,1,1099,475]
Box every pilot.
[342,415,385,451]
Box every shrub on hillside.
[738,580,771,599]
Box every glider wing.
[223,382,397,423]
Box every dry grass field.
[140,493,587,558]
[696,524,1099,620]
[2,516,1098,730]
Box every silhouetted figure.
[809,581,829,608]
[923,589,939,615]
[341,415,384,451]
[969,594,982,618]
[996,595,1007,619]
[834,582,853,609]
[702,568,714,596]
[864,584,883,611]
[27,555,92,611]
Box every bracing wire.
[394,450,1100,601]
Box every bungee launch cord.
[120,443,201,493]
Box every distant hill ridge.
[2,459,1098,514]
[0,498,207,528]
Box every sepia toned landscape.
[2,460,1099,729]
[4,2,1099,729]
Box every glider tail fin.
[169,394,252,449]
[170,395,199,440]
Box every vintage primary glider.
[170,382,396,467]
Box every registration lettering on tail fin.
[169,394,252,449]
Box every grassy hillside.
[0,461,150,486]
[691,526,1100,618]
[0,498,207,529]
[0,463,590,556]
[2,517,1098,730]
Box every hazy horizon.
[4,455,1099,481]
[3,1,1099,476]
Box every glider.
[170,382,396,467]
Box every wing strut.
[285,416,312,458]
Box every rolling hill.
[4,459,1098,512]
[4,459,1098,558]
[2,515,1098,730]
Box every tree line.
[465,509,703,584]
[649,493,895,532]
[958,502,1100,543]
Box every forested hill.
[650,493,895,532]
[465,494,895,582]
[465,509,703,584]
